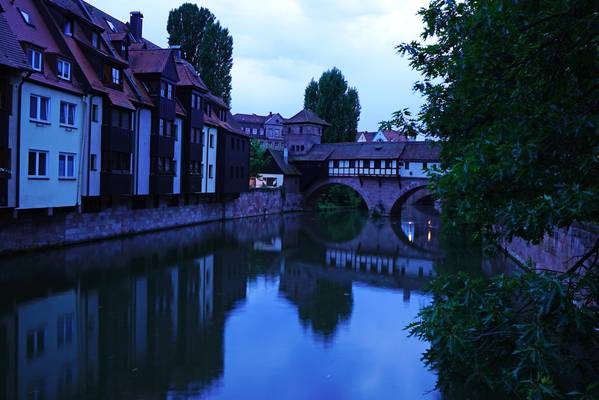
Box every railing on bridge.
[328,159,400,177]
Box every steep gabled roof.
[284,109,330,126]
[175,59,208,91]
[265,149,301,176]
[129,48,174,75]
[205,92,229,109]
[0,11,30,70]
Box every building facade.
[0,0,249,214]
[234,112,286,150]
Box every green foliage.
[304,68,361,143]
[167,3,233,104]
[409,270,599,399]
[386,0,599,243]
[315,185,365,210]
[249,139,268,178]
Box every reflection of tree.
[308,211,368,243]
[280,263,353,343]
[298,279,353,341]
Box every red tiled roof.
[233,113,269,124]
[0,11,30,70]
[205,92,229,109]
[175,59,208,91]
[383,130,407,142]
[401,141,440,161]
[285,109,330,126]
[129,48,174,75]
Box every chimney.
[283,148,289,163]
[170,45,181,61]
[130,11,143,42]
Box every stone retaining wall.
[0,189,303,255]
[504,223,599,272]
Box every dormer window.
[105,19,116,32]
[19,8,33,26]
[111,68,121,85]
[64,20,72,36]
[27,48,42,71]
[91,32,99,49]
[57,59,71,80]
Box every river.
[0,206,515,400]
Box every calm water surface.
[0,207,512,400]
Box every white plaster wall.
[82,95,102,197]
[19,82,85,209]
[202,125,217,193]
[6,75,21,208]
[135,108,152,195]
[400,162,439,178]
[173,117,183,194]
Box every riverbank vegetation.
[386,0,599,397]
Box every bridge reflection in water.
[0,207,500,400]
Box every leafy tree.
[386,1,599,398]
[167,3,233,104]
[384,0,598,245]
[305,68,361,143]
[249,139,268,178]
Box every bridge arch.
[389,181,432,216]
[302,177,432,216]
[301,179,369,210]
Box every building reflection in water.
[0,206,479,400]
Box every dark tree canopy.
[304,68,361,143]
[167,3,233,104]
[386,0,598,243]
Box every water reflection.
[0,206,507,399]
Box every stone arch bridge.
[302,177,432,215]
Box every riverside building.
[0,0,249,215]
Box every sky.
[95,0,429,132]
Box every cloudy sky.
[97,0,428,132]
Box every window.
[57,59,71,80]
[90,154,97,171]
[57,314,74,346]
[60,102,77,127]
[63,20,72,36]
[209,134,214,148]
[26,328,45,359]
[208,164,213,178]
[111,68,121,85]
[91,32,99,48]
[158,118,164,135]
[58,153,75,178]
[160,82,166,97]
[28,48,42,71]
[29,95,49,122]
[105,19,116,32]
[92,104,99,122]
[191,95,195,109]
[167,84,173,99]
[19,8,32,25]
[28,150,48,178]
[423,162,428,169]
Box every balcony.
[186,142,202,161]
[151,135,175,158]
[102,126,134,153]
[158,98,176,118]
[150,174,174,194]
[101,172,132,195]
[190,108,203,127]
[183,174,202,193]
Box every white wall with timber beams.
[19,82,86,209]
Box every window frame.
[59,101,77,128]
[18,8,33,26]
[91,32,99,49]
[111,68,121,85]
[28,48,42,72]
[58,152,76,179]
[29,95,50,123]
[63,20,73,36]
[28,150,48,178]
[57,59,71,81]
[105,18,116,32]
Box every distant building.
[234,112,286,150]
[356,130,407,143]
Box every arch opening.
[389,185,432,216]
[303,183,368,212]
